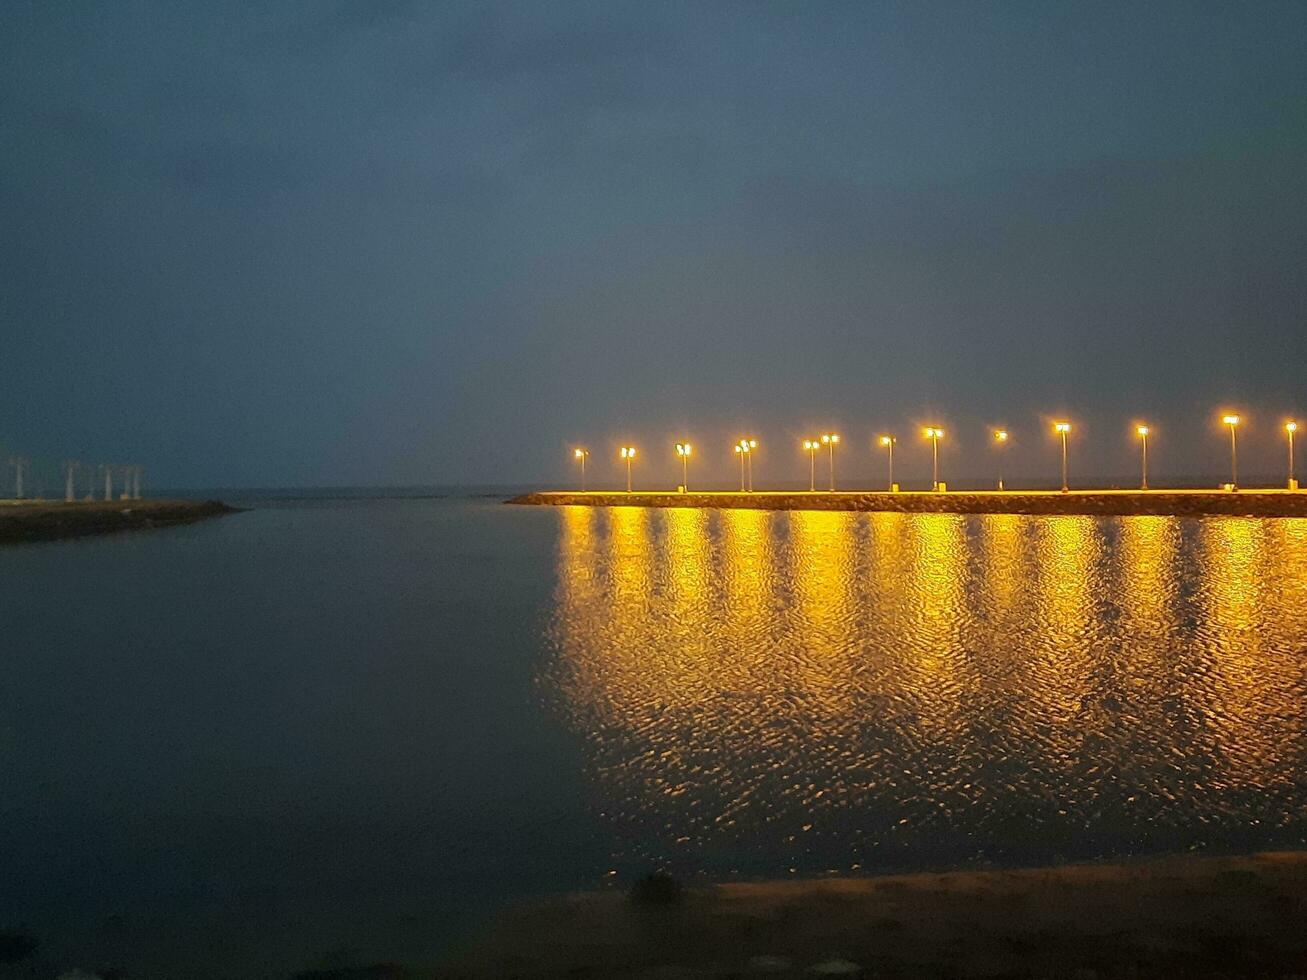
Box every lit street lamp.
[573,448,589,491]
[879,435,896,491]
[993,430,1008,490]
[820,433,840,491]
[1222,415,1240,490]
[1054,422,1071,492]
[620,446,636,493]
[802,439,819,492]
[734,438,757,492]
[923,427,944,491]
[1286,421,1298,489]
[675,442,692,491]
[1136,425,1150,490]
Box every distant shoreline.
[508,489,1307,517]
[0,499,238,544]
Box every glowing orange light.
[1136,425,1150,437]
[994,430,1008,442]
[1054,422,1071,434]
[1223,415,1240,427]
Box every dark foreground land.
[510,489,1307,518]
[438,852,1307,979]
[0,499,236,544]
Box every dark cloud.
[2,2,1305,488]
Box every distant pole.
[103,465,112,501]
[675,442,692,491]
[879,436,895,490]
[993,430,1008,491]
[1136,426,1150,491]
[1287,422,1298,488]
[923,428,943,490]
[573,449,588,492]
[1222,416,1240,490]
[620,447,636,493]
[738,445,746,492]
[63,461,78,502]
[821,434,839,491]
[1054,423,1071,492]
[803,440,817,492]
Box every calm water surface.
[3,497,1305,975]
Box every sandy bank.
[440,851,1307,979]
[508,489,1307,518]
[0,499,238,544]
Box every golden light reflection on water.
[545,510,1307,875]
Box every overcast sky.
[3,2,1305,489]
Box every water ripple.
[543,508,1307,876]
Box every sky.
[2,1,1305,490]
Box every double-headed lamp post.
[734,439,757,492]
[1222,415,1240,490]
[802,439,819,492]
[620,446,636,493]
[993,430,1008,491]
[820,433,840,491]
[1136,425,1150,491]
[1054,422,1071,492]
[923,427,944,491]
[573,448,589,491]
[675,442,692,491]
[1286,421,1298,489]
[879,436,896,491]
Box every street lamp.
[923,427,944,491]
[675,442,692,491]
[993,430,1008,491]
[734,438,757,492]
[878,436,896,491]
[573,448,589,492]
[820,433,840,491]
[1286,421,1298,490]
[620,446,636,493]
[1221,415,1240,490]
[802,439,819,492]
[1054,422,1071,492]
[1135,425,1150,491]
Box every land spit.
[509,489,1307,518]
[0,499,237,545]
[440,851,1307,979]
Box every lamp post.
[802,439,819,492]
[1222,415,1240,490]
[993,430,1008,490]
[923,428,944,491]
[620,446,636,493]
[735,439,757,492]
[573,448,589,491]
[1054,422,1071,492]
[1136,425,1150,491]
[879,435,895,491]
[675,442,692,491]
[1286,421,1298,489]
[819,433,840,491]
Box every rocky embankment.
[508,490,1307,518]
[0,499,237,544]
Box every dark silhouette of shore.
[0,499,237,544]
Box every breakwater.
[0,499,237,544]
[508,489,1307,517]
